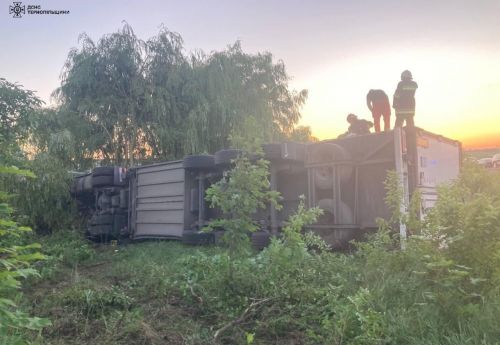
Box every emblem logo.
[9,2,25,18]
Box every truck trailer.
[72,127,461,248]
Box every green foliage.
[28,107,95,169]
[0,79,78,235]
[175,166,500,344]
[205,155,281,257]
[0,78,42,144]
[280,195,323,250]
[285,125,318,143]
[383,170,404,225]
[0,167,51,344]
[55,24,307,165]
[423,161,500,288]
[7,153,77,234]
[17,162,500,345]
[20,241,220,345]
[61,285,133,318]
[35,230,94,280]
[228,117,269,153]
[178,197,325,342]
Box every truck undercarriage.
[72,127,461,248]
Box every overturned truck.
[72,127,461,248]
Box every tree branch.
[213,298,272,342]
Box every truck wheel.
[92,175,114,187]
[182,232,215,245]
[92,166,116,177]
[183,155,215,170]
[214,149,244,166]
[251,231,271,250]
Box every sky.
[1,0,499,148]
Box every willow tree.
[183,42,308,154]
[142,27,191,160]
[0,78,42,163]
[55,24,147,166]
[55,24,308,165]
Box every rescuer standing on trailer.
[393,70,418,128]
[367,89,391,132]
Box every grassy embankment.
[18,163,500,345]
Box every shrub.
[177,165,500,344]
[6,153,78,234]
[35,230,94,280]
[205,154,281,258]
[0,166,51,344]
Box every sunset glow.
[1,0,499,149]
[294,49,500,148]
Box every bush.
[35,230,94,280]
[176,165,500,344]
[6,153,78,234]
[0,167,51,344]
[205,154,281,258]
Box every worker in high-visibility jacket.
[366,89,391,132]
[393,70,418,128]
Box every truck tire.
[182,232,215,245]
[314,166,353,190]
[92,166,116,177]
[309,144,353,189]
[183,155,215,170]
[251,231,271,250]
[263,144,282,161]
[214,149,244,166]
[92,175,114,187]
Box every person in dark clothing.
[346,113,373,135]
[393,70,418,128]
[367,89,391,132]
